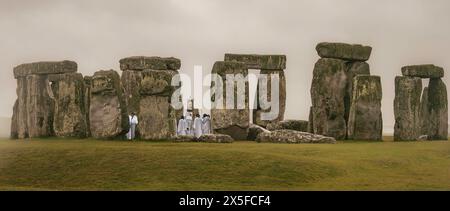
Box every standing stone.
[211,61,249,140]
[394,76,422,141]
[25,74,55,138]
[121,70,142,114]
[347,75,383,140]
[427,78,448,140]
[15,77,29,139]
[310,58,348,139]
[316,42,372,62]
[253,69,286,127]
[344,62,370,124]
[84,76,92,137]
[10,100,19,139]
[419,87,430,136]
[89,70,128,139]
[308,106,314,133]
[48,73,87,138]
[138,69,179,140]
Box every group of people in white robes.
[177,113,211,138]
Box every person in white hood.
[177,116,187,135]
[128,112,139,140]
[193,114,203,138]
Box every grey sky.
[0,0,449,133]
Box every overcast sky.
[0,0,449,133]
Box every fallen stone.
[89,70,128,139]
[316,42,372,61]
[394,76,422,141]
[401,64,444,78]
[266,120,309,132]
[310,58,348,139]
[49,73,87,138]
[14,60,77,78]
[427,78,448,140]
[347,75,383,140]
[173,135,196,142]
[247,124,270,141]
[197,134,234,143]
[224,54,286,70]
[211,61,249,140]
[119,56,181,71]
[256,130,336,144]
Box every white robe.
[193,117,203,138]
[202,117,211,134]
[185,115,193,135]
[177,119,187,135]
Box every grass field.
[0,138,449,191]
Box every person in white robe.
[185,113,193,135]
[202,114,211,134]
[128,112,139,140]
[177,116,187,135]
[193,114,203,138]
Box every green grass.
[0,138,449,191]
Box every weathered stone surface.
[253,69,286,127]
[402,65,444,79]
[344,62,371,124]
[256,130,336,144]
[419,87,430,136]
[307,106,314,133]
[266,120,309,132]
[138,96,176,140]
[197,134,234,143]
[347,75,383,140]
[140,69,178,96]
[49,73,87,138]
[310,58,348,139]
[84,76,92,137]
[26,74,55,138]
[394,76,422,141]
[121,70,142,114]
[119,56,181,71]
[173,135,196,142]
[211,61,249,140]
[427,78,448,140]
[10,100,19,139]
[14,60,77,78]
[224,54,286,70]
[316,42,372,61]
[247,124,270,141]
[15,77,29,139]
[89,70,128,139]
